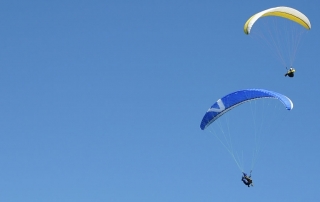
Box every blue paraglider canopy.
[200,89,293,130]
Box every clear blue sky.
[0,0,319,201]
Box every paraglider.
[200,89,293,186]
[285,67,295,77]
[243,6,311,76]
[242,171,254,187]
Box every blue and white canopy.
[200,89,293,130]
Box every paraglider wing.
[244,6,311,34]
[200,89,293,130]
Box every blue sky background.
[0,0,319,201]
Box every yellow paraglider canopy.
[244,7,311,34]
